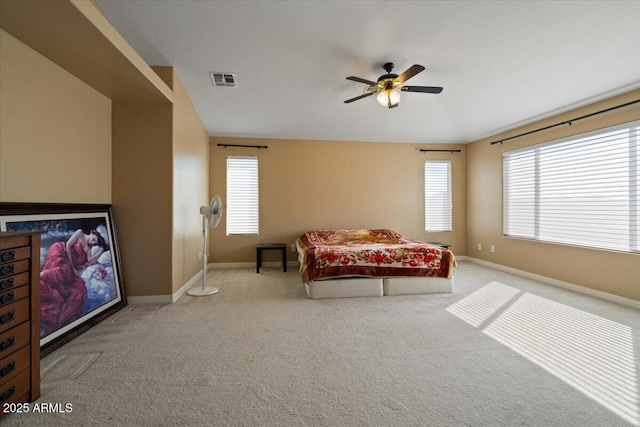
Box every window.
[425,160,452,232]
[226,155,259,235]
[503,121,639,254]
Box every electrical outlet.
[490,245,495,253]
[198,251,203,260]
[291,244,297,252]
[478,243,482,250]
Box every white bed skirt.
[304,276,453,299]
[383,276,453,296]
[304,277,384,299]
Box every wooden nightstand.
[256,243,287,273]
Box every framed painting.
[0,203,127,356]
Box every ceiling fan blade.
[346,76,378,86]
[394,65,425,84]
[344,91,377,104]
[401,86,443,94]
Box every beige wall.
[0,29,111,203]
[467,89,640,301]
[112,67,209,297]
[3,16,636,301]
[112,102,173,297]
[167,68,210,294]
[209,138,466,264]
[0,27,209,298]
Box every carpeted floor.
[3,261,639,426]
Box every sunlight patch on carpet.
[446,281,520,327]
[448,283,639,426]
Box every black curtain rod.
[217,143,268,149]
[490,98,640,145]
[420,149,461,153]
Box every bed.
[295,229,455,299]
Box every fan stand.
[187,215,219,297]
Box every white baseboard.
[131,256,639,310]
[173,268,205,302]
[125,261,300,304]
[210,262,254,269]
[463,257,640,310]
[210,261,300,269]
[126,268,206,305]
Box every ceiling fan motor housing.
[378,63,398,88]
[377,75,398,86]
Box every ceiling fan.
[344,62,443,108]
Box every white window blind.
[226,155,259,235]
[425,160,452,232]
[503,121,639,254]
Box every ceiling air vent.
[210,72,237,88]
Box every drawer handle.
[0,311,14,325]
[0,265,14,277]
[0,278,14,291]
[0,292,14,305]
[0,386,15,403]
[0,361,14,379]
[0,251,14,262]
[0,337,15,351]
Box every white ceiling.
[96,0,640,144]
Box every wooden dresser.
[0,232,41,416]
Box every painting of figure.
[0,205,126,354]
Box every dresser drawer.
[0,287,29,309]
[0,246,30,265]
[0,368,30,404]
[0,345,29,387]
[0,260,29,279]
[0,299,30,335]
[0,231,41,408]
[0,273,29,292]
[0,236,29,252]
[0,322,30,360]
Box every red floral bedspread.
[295,229,455,283]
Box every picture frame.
[0,202,127,356]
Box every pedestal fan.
[187,195,223,296]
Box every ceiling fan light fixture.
[377,88,401,108]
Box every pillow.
[96,224,110,248]
[97,250,112,265]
